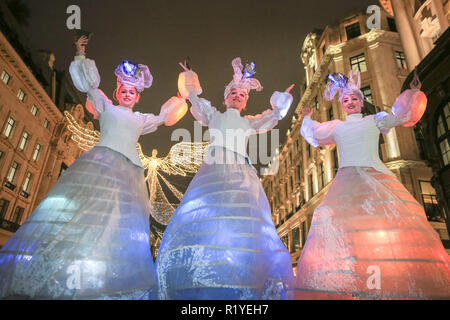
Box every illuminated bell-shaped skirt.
[156,159,294,300]
[0,146,157,299]
[295,167,450,299]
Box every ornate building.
[262,7,449,273]
[0,2,93,247]
[381,0,450,245]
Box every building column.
[391,0,422,70]
[433,0,450,33]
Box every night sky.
[23,0,376,186]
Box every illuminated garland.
[64,110,208,229]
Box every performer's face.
[341,94,363,115]
[117,84,140,109]
[224,88,248,112]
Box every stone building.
[0,2,93,247]
[379,0,450,245]
[262,6,449,273]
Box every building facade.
[262,7,449,273]
[0,2,93,247]
[381,0,450,244]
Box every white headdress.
[114,60,153,93]
[323,70,364,102]
[224,57,263,99]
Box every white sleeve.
[300,116,341,147]
[69,55,107,115]
[188,94,218,126]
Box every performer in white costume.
[0,36,186,299]
[295,70,450,299]
[156,58,296,300]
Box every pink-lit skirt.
[294,167,450,299]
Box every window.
[17,89,26,102]
[292,227,300,252]
[19,131,30,151]
[314,96,319,111]
[32,144,42,161]
[437,102,450,166]
[350,54,367,72]
[419,181,444,222]
[319,163,325,189]
[31,105,39,116]
[309,174,314,198]
[7,161,20,183]
[345,22,361,40]
[333,148,339,175]
[0,199,10,220]
[387,17,397,32]
[1,70,11,85]
[281,234,289,250]
[327,106,334,120]
[296,164,301,181]
[395,51,407,70]
[22,172,32,192]
[301,221,307,247]
[307,144,312,158]
[43,118,49,128]
[361,85,373,104]
[12,207,24,225]
[3,117,15,138]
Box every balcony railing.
[0,219,20,233]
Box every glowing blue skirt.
[156,158,294,300]
[0,146,156,299]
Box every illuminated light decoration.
[159,96,188,126]
[243,62,256,79]
[64,111,208,229]
[327,73,348,89]
[121,60,139,78]
[392,90,427,127]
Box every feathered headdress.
[224,57,263,99]
[324,69,364,102]
[114,60,153,93]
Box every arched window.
[436,101,450,166]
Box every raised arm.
[177,62,217,126]
[69,36,108,118]
[245,84,294,134]
[300,107,341,147]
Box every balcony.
[0,219,20,233]
[20,190,29,199]
[4,181,16,191]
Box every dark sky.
[24,0,376,173]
